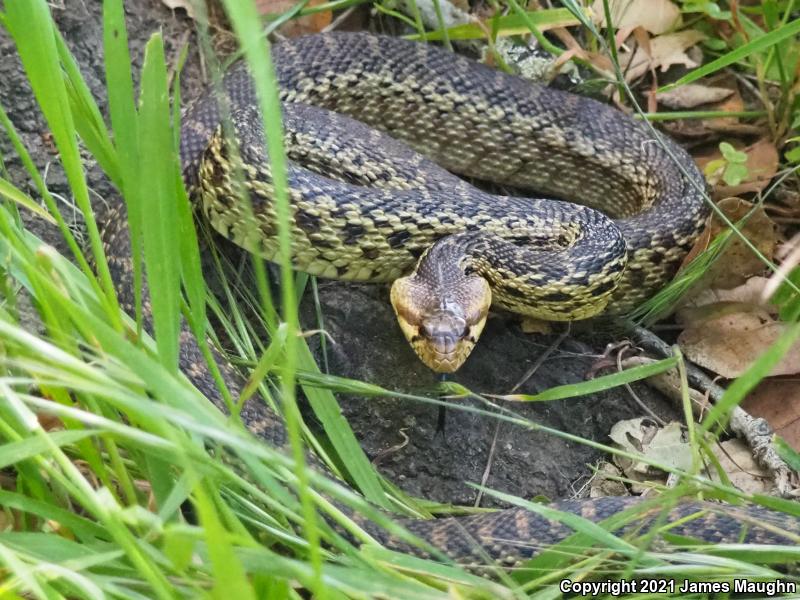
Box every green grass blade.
[136,34,182,371]
[0,29,101,310]
[774,436,800,471]
[194,482,258,600]
[102,0,144,331]
[0,543,52,600]
[659,17,800,92]
[298,344,389,508]
[0,490,107,541]
[170,48,208,338]
[494,356,679,401]
[216,1,321,594]
[0,178,55,224]
[639,110,767,121]
[407,7,581,41]
[0,430,99,470]
[4,0,121,326]
[55,27,120,188]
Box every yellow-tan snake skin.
[101,32,800,568]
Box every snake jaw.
[391,275,492,373]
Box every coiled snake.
[103,32,800,568]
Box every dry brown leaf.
[742,379,800,451]
[585,51,615,75]
[704,77,744,129]
[551,26,590,57]
[257,0,332,35]
[591,0,681,35]
[682,197,777,291]
[656,83,734,109]
[678,310,800,378]
[631,26,652,56]
[678,277,777,312]
[589,461,630,498]
[617,30,705,83]
[619,356,711,418]
[610,418,693,474]
[663,77,764,139]
[709,439,772,494]
[678,276,775,324]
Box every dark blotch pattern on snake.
[101,32,800,567]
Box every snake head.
[390,273,492,373]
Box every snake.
[186,33,711,372]
[101,32,800,569]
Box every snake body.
[186,33,711,370]
[102,32,800,567]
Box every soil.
[0,0,678,508]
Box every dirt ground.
[0,0,680,507]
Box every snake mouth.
[414,332,478,373]
[393,310,476,373]
[414,315,477,372]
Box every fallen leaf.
[742,379,800,451]
[610,417,653,450]
[709,439,772,494]
[551,26,591,58]
[678,310,800,378]
[678,276,776,324]
[609,418,664,493]
[640,421,694,470]
[589,461,630,498]
[681,197,777,292]
[619,356,711,418]
[656,83,734,109]
[257,0,332,35]
[591,0,681,35]
[662,76,765,139]
[610,418,693,475]
[702,76,745,131]
[617,30,705,83]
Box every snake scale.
[101,32,800,568]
